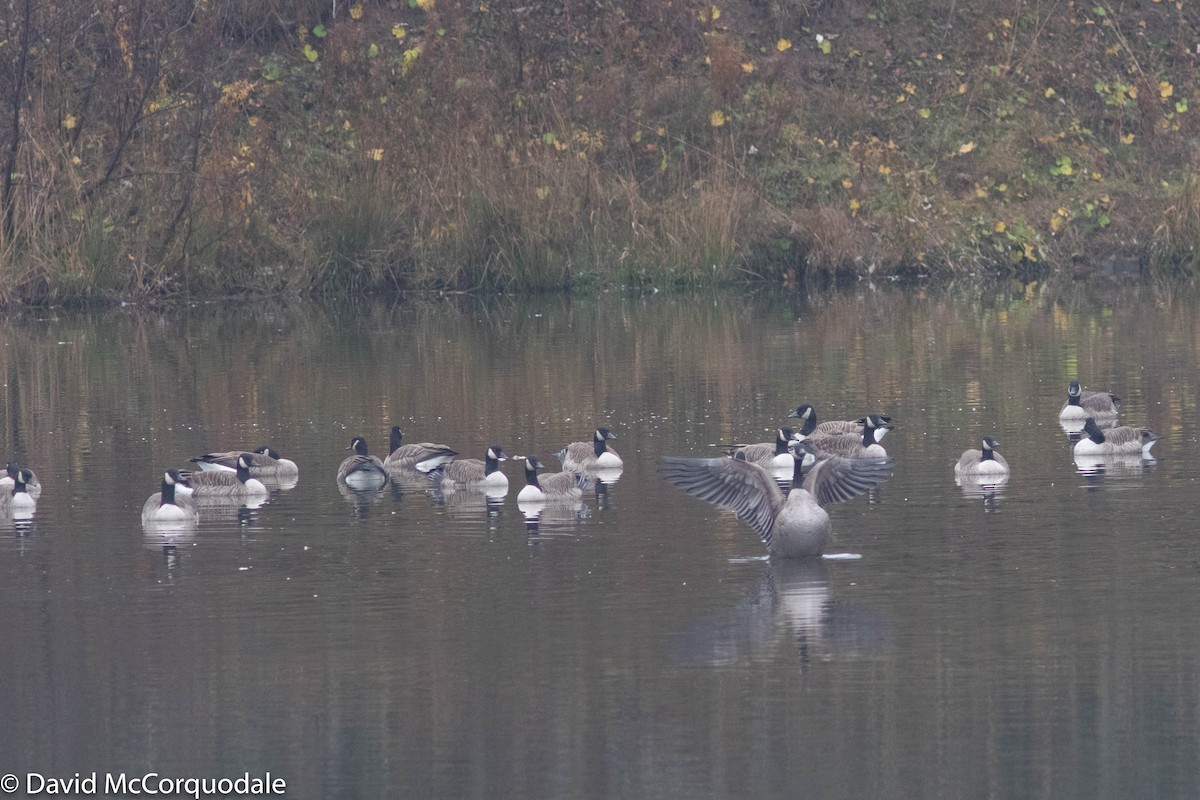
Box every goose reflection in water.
[1059,415,1119,439]
[1074,453,1158,491]
[338,482,389,517]
[519,497,591,535]
[428,485,506,520]
[956,473,1009,512]
[669,559,891,668]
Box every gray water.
[1,282,1200,799]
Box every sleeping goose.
[726,428,801,468]
[517,455,590,502]
[556,428,622,470]
[141,469,198,524]
[788,405,894,441]
[429,445,509,493]
[954,436,1010,476]
[383,425,458,473]
[178,454,269,498]
[0,461,41,500]
[1059,380,1120,420]
[661,440,894,558]
[189,446,299,477]
[1074,417,1158,457]
[337,436,389,488]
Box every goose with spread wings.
[661,440,893,558]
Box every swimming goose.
[178,454,269,498]
[0,461,42,500]
[726,428,801,468]
[556,428,622,470]
[383,425,458,473]
[0,467,38,514]
[788,405,894,441]
[1059,380,1120,420]
[661,440,894,558]
[954,436,1010,476]
[337,436,389,488]
[429,445,509,492]
[1074,417,1158,457]
[804,420,893,459]
[517,455,590,502]
[189,446,299,477]
[141,469,199,524]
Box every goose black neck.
[791,454,807,491]
[1068,394,1082,407]
[593,438,608,457]
[1087,427,1106,444]
[774,432,791,455]
[524,466,542,488]
[485,455,500,475]
[236,463,252,483]
[797,413,816,437]
[861,426,875,447]
[981,448,995,462]
[162,479,178,506]
[390,427,403,453]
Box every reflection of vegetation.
[6,2,1200,300]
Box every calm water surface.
[2,282,1200,799]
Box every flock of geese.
[661,379,1157,558]
[136,425,625,528]
[0,380,1156,551]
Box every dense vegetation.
[2,0,1200,302]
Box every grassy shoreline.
[2,0,1200,304]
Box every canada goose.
[0,467,38,514]
[726,428,801,468]
[383,425,458,473]
[556,428,622,470]
[0,461,42,500]
[805,420,893,459]
[189,446,299,477]
[788,405,894,441]
[1074,417,1158,457]
[141,469,199,524]
[661,440,894,558]
[954,436,1010,476]
[1059,380,1120,420]
[517,455,590,502]
[178,454,269,498]
[429,445,509,492]
[337,436,389,488]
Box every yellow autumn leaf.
[896,94,906,104]
[367,148,384,161]
[1160,81,1174,99]
[1050,215,1064,233]
[710,109,726,127]
[1044,87,1056,98]
[1121,132,1135,144]
[958,141,976,154]
[995,221,1007,233]
[392,24,407,40]
[415,0,435,8]
[741,62,754,73]
[711,5,720,20]
[849,198,860,216]
[975,185,988,198]
[905,83,916,95]
[841,178,853,189]
[958,83,967,94]
[350,3,363,19]
[535,187,550,200]
[878,165,891,175]
[776,38,792,52]
[71,155,81,165]
[63,114,77,130]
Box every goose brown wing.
[1101,425,1151,446]
[726,442,776,464]
[539,469,591,495]
[803,432,867,458]
[660,456,785,545]
[556,441,595,466]
[338,454,387,482]
[804,452,894,506]
[442,458,486,484]
[813,420,862,436]
[385,443,458,468]
[1080,391,1120,413]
